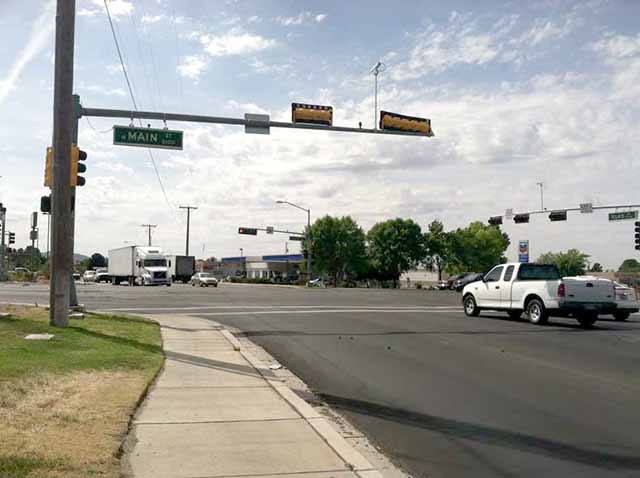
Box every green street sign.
[113,125,183,150]
[608,211,638,222]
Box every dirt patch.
[0,370,148,478]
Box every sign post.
[518,240,530,263]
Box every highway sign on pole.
[113,125,183,150]
[245,113,270,135]
[608,211,638,222]
[289,236,304,241]
[518,240,529,263]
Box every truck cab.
[462,263,617,327]
[136,248,171,286]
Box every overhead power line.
[103,0,175,216]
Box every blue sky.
[1,0,639,268]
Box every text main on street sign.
[113,125,183,150]
[608,211,638,222]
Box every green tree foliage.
[589,262,603,272]
[423,220,450,281]
[367,218,424,283]
[90,253,107,268]
[447,222,510,274]
[537,249,589,276]
[618,258,640,273]
[305,215,367,283]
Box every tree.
[367,218,424,285]
[90,253,107,268]
[305,215,368,284]
[423,220,450,281]
[589,262,603,272]
[537,249,589,276]
[619,258,640,273]
[447,222,510,274]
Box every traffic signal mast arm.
[81,107,433,138]
[239,226,305,236]
[490,203,640,223]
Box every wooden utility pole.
[179,205,197,256]
[141,224,157,246]
[49,0,76,327]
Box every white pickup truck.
[462,263,618,327]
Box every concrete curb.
[220,328,242,351]
[239,346,378,474]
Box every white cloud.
[177,55,208,81]
[0,1,55,105]
[227,100,269,115]
[141,14,164,24]
[247,15,261,23]
[200,30,276,57]
[275,12,326,26]
[106,63,124,75]
[96,161,134,175]
[591,33,640,59]
[315,14,328,23]
[78,0,134,18]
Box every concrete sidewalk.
[123,314,381,478]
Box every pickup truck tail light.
[557,283,566,298]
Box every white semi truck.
[108,246,172,286]
[167,255,196,283]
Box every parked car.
[12,267,32,275]
[95,268,111,283]
[454,273,484,291]
[191,272,218,287]
[82,270,96,282]
[609,282,639,321]
[447,273,469,290]
[462,263,617,327]
[437,280,448,290]
[73,272,81,281]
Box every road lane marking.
[185,309,462,316]
[100,305,462,312]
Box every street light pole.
[370,61,386,129]
[277,200,312,286]
[536,181,545,211]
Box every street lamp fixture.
[276,200,312,285]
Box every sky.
[0,0,639,269]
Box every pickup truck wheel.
[577,313,597,328]
[508,311,522,320]
[613,312,630,322]
[463,295,480,317]
[526,299,548,325]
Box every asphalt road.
[2,282,640,478]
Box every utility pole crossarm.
[141,224,157,247]
[179,205,197,256]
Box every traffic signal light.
[291,103,333,126]
[513,214,530,224]
[238,227,258,236]
[379,111,433,136]
[71,145,87,186]
[40,195,51,214]
[44,147,53,187]
[635,221,640,250]
[8,232,15,244]
[488,216,503,226]
[549,211,567,222]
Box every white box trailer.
[108,246,171,286]
[167,255,195,283]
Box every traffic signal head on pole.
[488,216,503,226]
[8,232,15,245]
[238,227,258,236]
[379,111,433,136]
[635,221,640,250]
[44,147,53,188]
[71,145,87,187]
[549,211,567,222]
[40,195,51,214]
[513,214,530,224]
[291,103,333,126]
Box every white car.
[82,270,96,282]
[462,263,617,327]
[611,282,639,321]
[191,272,218,287]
